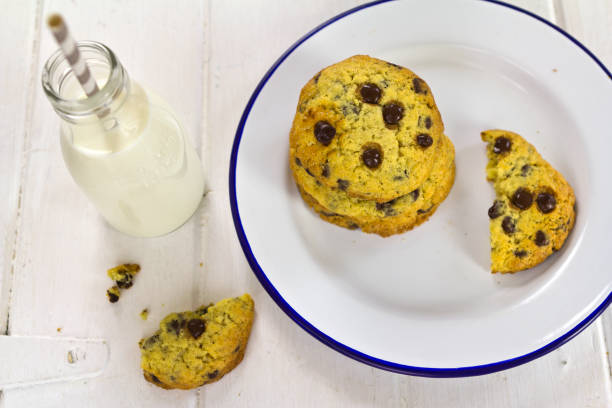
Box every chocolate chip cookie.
[293,133,455,236]
[482,130,576,273]
[290,55,445,202]
[139,294,254,389]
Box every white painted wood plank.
[3,0,206,407]
[511,0,556,17]
[0,0,40,335]
[0,4,41,407]
[554,0,612,68]
[1,0,610,407]
[200,0,612,407]
[557,0,612,383]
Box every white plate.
[230,0,612,376]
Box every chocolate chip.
[337,179,349,190]
[305,168,314,177]
[150,374,162,383]
[514,250,528,258]
[376,200,396,217]
[488,200,504,219]
[424,116,432,129]
[348,223,359,230]
[535,230,549,246]
[536,192,556,214]
[502,216,515,234]
[187,318,206,339]
[313,72,321,84]
[362,146,383,169]
[107,290,119,303]
[417,205,434,214]
[410,189,420,201]
[412,77,427,94]
[294,157,302,167]
[360,83,382,104]
[116,280,132,289]
[207,370,219,379]
[197,305,211,315]
[320,211,338,217]
[143,334,160,350]
[382,103,404,125]
[393,175,404,181]
[115,272,133,289]
[511,188,533,210]
[321,162,330,178]
[314,121,336,146]
[234,345,241,353]
[521,164,531,176]
[416,134,433,148]
[145,334,159,345]
[168,319,182,336]
[387,62,402,69]
[493,137,512,154]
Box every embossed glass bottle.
[42,41,204,237]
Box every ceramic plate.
[230,0,612,376]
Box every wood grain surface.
[0,1,610,407]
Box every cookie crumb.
[107,286,120,303]
[552,68,558,72]
[57,327,62,333]
[105,264,140,303]
[107,263,140,289]
[140,308,149,320]
[67,350,76,364]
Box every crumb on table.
[105,263,140,303]
[107,286,121,303]
[107,264,140,289]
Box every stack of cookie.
[289,55,455,237]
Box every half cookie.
[482,130,575,273]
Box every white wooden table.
[1,1,611,406]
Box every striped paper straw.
[47,14,100,97]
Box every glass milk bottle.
[41,41,204,237]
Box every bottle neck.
[42,41,129,124]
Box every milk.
[57,71,205,237]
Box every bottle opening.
[42,41,125,120]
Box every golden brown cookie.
[482,130,575,273]
[296,134,455,237]
[293,134,452,221]
[139,294,254,389]
[290,55,445,202]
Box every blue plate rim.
[228,0,612,377]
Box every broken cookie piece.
[139,294,255,389]
[481,129,575,273]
